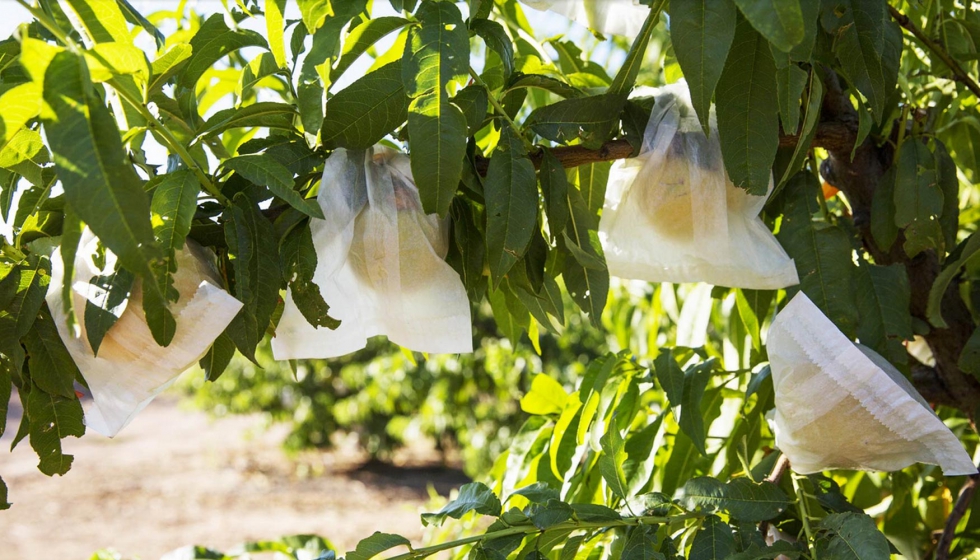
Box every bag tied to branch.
[518,0,650,38]
[272,146,473,360]
[47,230,243,437]
[600,81,799,289]
[767,292,977,475]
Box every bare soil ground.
[0,396,469,559]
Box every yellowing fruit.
[347,183,448,293]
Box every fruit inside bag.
[272,146,472,360]
[518,0,650,38]
[600,81,800,289]
[47,230,243,437]
[767,292,977,475]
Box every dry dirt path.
[0,396,468,559]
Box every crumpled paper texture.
[600,81,800,289]
[272,146,472,360]
[767,292,977,475]
[47,230,243,437]
[519,0,650,38]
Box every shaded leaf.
[669,0,737,134]
[734,0,804,52]
[26,383,85,476]
[690,515,736,560]
[224,155,323,219]
[422,482,502,527]
[346,532,410,560]
[321,61,407,150]
[485,127,537,287]
[526,93,626,150]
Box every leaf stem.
[387,512,703,560]
[468,66,536,154]
[109,82,229,205]
[791,473,818,560]
[888,5,980,99]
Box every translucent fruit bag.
[47,230,243,437]
[600,81,800,289]
[272,146,473,360]
[767,292,977,475]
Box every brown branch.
[759,454,791,539]
[936,472,979,560]
[472,121,858,176]
[889,5,980,99]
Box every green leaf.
[0,475,9,510]
[775,64,807,134]
[934,140,960,249]
[116,0,165,49]
[506,74,583,99]
[654,349,685,408]
[453,85,489,136]
[0,82,41,147]
[894,140,943,227]
[528,499,574,530]
[150,169,200,299]
[678,361,714,455]
[521,374,568,416]
[856,264,913,364]
[177,13,267,89]
[83,267,135,356]
[669,0,737,134]
[197,102,298,140]
[148,43,193,94]
[224,155,323,219]
[265,0,288,68]
[331,17,410,84]
[776,173,859,337]
[485,127,537,288]
[816,512,890,560]
[735,289,774,350]
[23,305,79,399]
[402,1,469,217]
[690,515,736,560]
[728,542,801,560]
[510,482,560,504]
[716,16,779,195]
[321,61,407,150]
[733,0,804,51]
[834,2,892,119]
[280,223,339,329]
[893,140,944,257]
[928,233,980,328]
[26,382,85,476]
[421,482,502,527]
[680,477,790,522]
[36,50,157,278]
[200,332,235,382]
[561,186,608,328]
[539,149,569,240]
[0,255,51,340]
[298,0,333,33]
[608,4,659,96]
[598,423,630,501]
[526,93,627,150]
[62,0,131,43]
[870,166,899,252]
[84,42,150,84]
[777,70,822,187]
[224,193,281,362]
[622,526,664,560]
[472,19,514,78]
[345,532,411,560]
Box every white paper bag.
[767,292,977,475]
[47,230,243,437]
[519,0,650,38]
[272,146,473,360]
[600,81,800,289]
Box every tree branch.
[888,6,980,99]
[936,472,979,560]
[472,121,857,176]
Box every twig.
[889,5,980,99]
[471,121,856,176]
[935,471,979,560]
[760,454,791,538]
